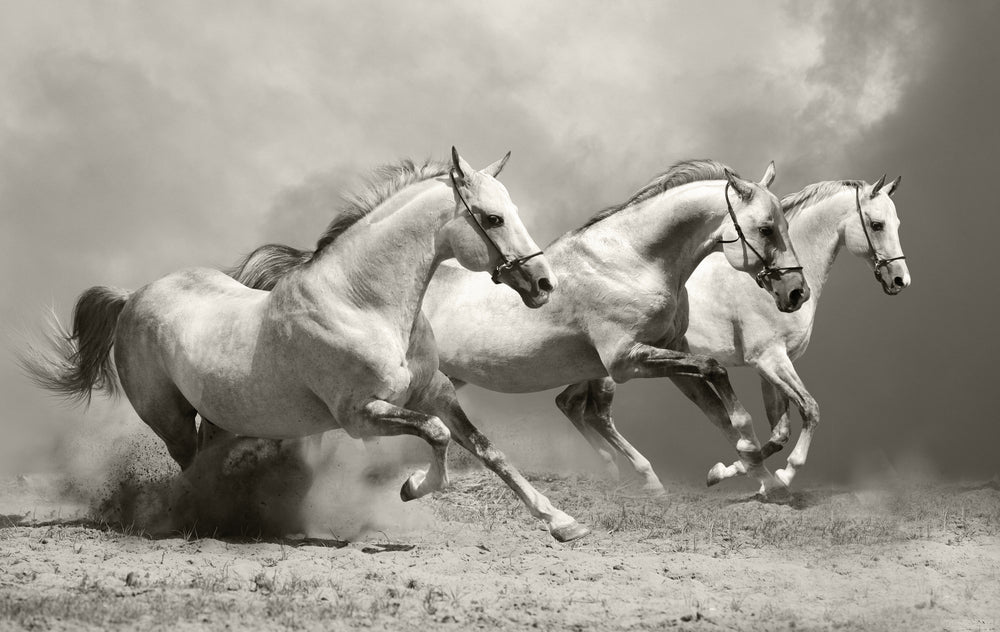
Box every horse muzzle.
[766,270,810,313]
[493,252,556,309]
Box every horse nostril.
[789,288,803,305]
[894,276,904,287]
[537,277,553,292]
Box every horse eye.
[870,221,884,232]
[758,226,774,237]
[486,214,504,228]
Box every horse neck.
[557,182,729,286]
[786,190,854,304]
[303,180,453,330]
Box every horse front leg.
[555,382,621,481]
[607,342,785,496]
[668,374,787,497]
[754,352,819,488]
[341,399,452,501]
[759,379,792,459]
[419,372,590,542]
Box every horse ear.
[885,175,901,197]
[725,169,754,201]
[451,146,475,182]
[870,173,887,198]
[481,151,511,178]
[759,161,776,189]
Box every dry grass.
[1,472,998,631]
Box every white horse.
[23,149,593,542]
[229,160,810,495]
[567,175,910,491]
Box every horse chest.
[368,322,438,404]
[626,289,684,343]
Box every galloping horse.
[564,175,909,491]
[229,160,810,495]
[23,149,592,542]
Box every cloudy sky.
[1,1,996,486]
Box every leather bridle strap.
[718,182,803,289]
[450,170,543,284]
[854,185,906,284]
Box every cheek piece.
[718,183,803,289]
[854,185,906,291]
[450,170,544,284]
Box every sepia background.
[1,1,996,487]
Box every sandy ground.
[1,451,998,632]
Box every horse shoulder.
[272,286,424,405]
[684,256,751,363]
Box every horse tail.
[18,286,131,405]
[225,243,313,291]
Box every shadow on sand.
[725,488,842,510]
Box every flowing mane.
[226,158,452,288]
[575,159,734,233]
[314,158,452,253]
[782,180,866,221]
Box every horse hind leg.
[132,389,199,471]
[760,378,792,459]
[555,382,619,480]
[581,378,665,494]
[607,341,784,496]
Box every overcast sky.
[1,1,996,486]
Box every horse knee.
[801,399,820,428]
[770,424,790,444]
[425,416,451,447]
[730,408,752,432]
[693,355,727,380]
[704,358,727,379]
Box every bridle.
[450,170,543,284]
[854,184,906,288]
[719,182,803,289]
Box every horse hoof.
[706,462,727,487]
[550,521,591,543]
[761,484,792,503]
[775,468,794,487]
[399,479,418,502]
[643,482,667,497]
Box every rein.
[450,170,543,284]
[719,183,803,289]
[854,185,906,287]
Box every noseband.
[719,183,803,289]
[854,185,906,288]
[451,170,544,284]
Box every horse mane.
[575,159,735,233]
[225,158,452,291]
[314,158,452,253]
[224,243,314,291]
[782,180,866,221]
